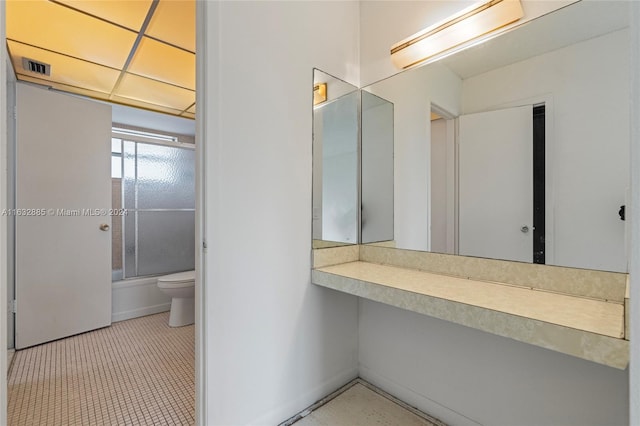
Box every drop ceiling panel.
[8,41,121,94]
[6,0,195,120]
[6,0,137,69]
[128,37,195,90]
[111,95,185,117]
[180,103,195,119]
[54,0,153,31]
[146,0,196,52]
[115,73,194,111]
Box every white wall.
[367,63,461,251]
[0,2,8,422]
[462,29,629,273]
[359,300,629,426]
[201,2,360,424]
[629,2,639,424]
[112,103,195,137]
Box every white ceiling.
[441,0,630,80]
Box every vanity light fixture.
[314,82,327,106]
[390,0,524,69]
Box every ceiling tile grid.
[55,0,153,32]
[145,0,195,53]
[6,0,195,119]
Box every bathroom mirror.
[361,91,394,244]
[312,69,359,248]
[312,69,395,248]
[362,1,630,272]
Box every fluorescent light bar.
[112,127,178,142]
[390,0,524,69]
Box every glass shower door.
[122,140,195,278]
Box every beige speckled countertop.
[316,261,624,338]
[313,258,629,368]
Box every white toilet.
[157,270,195,327]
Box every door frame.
[429,103,457,255]
[0,2,207,424]
[1,2,9,423]
[454,95,555,265]
[194,1,207,423]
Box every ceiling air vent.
[22,57,51,76]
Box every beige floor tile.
[8,312,194,426]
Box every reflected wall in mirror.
[312,69,359,248]
[362,1,630,272]
[312,69,395,248]
[361,91,394,244]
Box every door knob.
[99,223,110,231]
[520,225,529,233]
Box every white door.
[15,84,112,349]
[458,105,533,263]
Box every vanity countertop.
[312,257,629,369]
[316,261,623,338]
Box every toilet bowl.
[157,270,195,327]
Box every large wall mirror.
[312,69,394,248]
[362,0,630,273]
[312,70,359,248]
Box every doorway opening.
[429,104,456,255]
[3,0,200,422]
[533,104,546,264]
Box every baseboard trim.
[279,378,360,426]
[112,303,170,323]
[359,365,483,426]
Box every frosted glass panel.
[136,143,195,209]
[124,211,136,278]
[122,140,136,209]
[137,211,195,276]
[119,139,195,278]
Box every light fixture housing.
[390,0,524,70]
[314,83,327,106]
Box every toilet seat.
[157,270,195,288]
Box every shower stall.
[110,128,195,321]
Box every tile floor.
[8,314,441,426]
[8,312,194,426]
[291,381,446,426]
